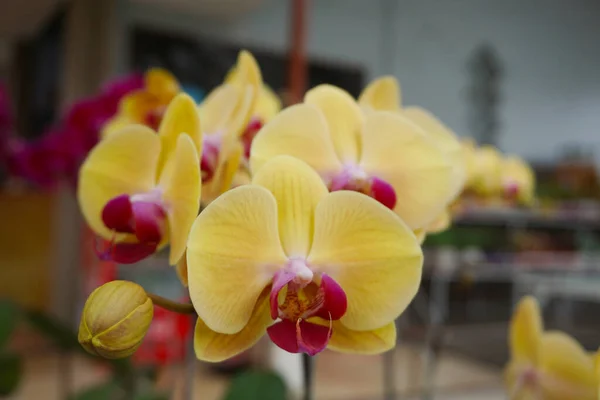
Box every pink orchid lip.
[329,168,397,210]
[241,117,263,158]
[200,135,222,182]
[99,193,166,264]
[267,261,347,356]
[95,238,158,264]
[267,319,331,356]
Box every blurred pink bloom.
[3,73,144,189]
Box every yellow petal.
[403,107,466,197]
[252,156,328,258]
[502,156,535,206]
[358,76,401,112]
[199,84,240,134]
[254,85,282,123]
[539,332,597,400]
[426,209,451,234]
[120,91,160,122]
[304,85,363,164]
[202,136,244,205]
[194,291,271,362]
[157,93,202,163]
[101,116,132,139]
[176,252,188,287]
[250,104,342,178]
[145,68,180,103]
[228,50,262,93]
[359,112,454,230]
[78,126,160,240]
[327,320,396,355]
[187,185,287,334]
[308,191,423,331]
[413,229,427,244]
[159,134,201,265]
[224,51,263,137]
[509,296,542,364]
[472,145,503,195]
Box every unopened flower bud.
[78,280,153,359]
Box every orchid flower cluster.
[0,75,144,189]
[506,296,600,399]
[459,139,536,208]
[77,50,469,362]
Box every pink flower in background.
[3,73,144,189]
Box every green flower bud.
[78,280,153,359]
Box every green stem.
[147,293,196,314]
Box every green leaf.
[0,353,22,396]
[0,300,19,348]
[69,381,121,400]
[223,370,287,400]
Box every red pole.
[288,0,308,104]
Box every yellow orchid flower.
[102,69,180,137]
[186,156,423,362]
[505,296,597,399]
[78,94,201,265]
[250,85,455,231]
[471,144,503,197]
[501,156,536,206]
[358,77,466,238]
[199,50,262,204]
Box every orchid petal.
[426,209,451,234]
[176,252,188,287]
[202,135,243,205]
[359,111,454,230]
[159,134,201,265]
[510,296,542,365]
[187,186,287,334]
[304,85,363,164]
[250,104,342,178]
[358,76,401,112]
[403,106,466,197]
[194,291,271,362]
[252,156,328,257]
[199,84,240,134]
[308,191,422,331]
[157,93,202,176]
[326,319,396,354]
[144,68,180,102]
[539,332,597,400]
[78,126,160,240]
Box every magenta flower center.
[266,258,347,356]
[329,167,397,210]
[97,191,166,263]
[200,134,223,183]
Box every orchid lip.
[329,168,397,210]
[267,264,347,356]
[99,192,167,263]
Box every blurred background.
[1,0,600,399]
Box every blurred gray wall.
[132,0,600,162]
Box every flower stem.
[147,293,196,314]
[302,353,314,400]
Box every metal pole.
[302,354,315,400]
[287,0,308,104]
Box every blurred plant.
[504,296,598,399]
[1,74,144,189]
